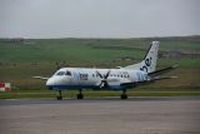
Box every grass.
[0,37,200,65]
[0,36,200,99]
[1,89,200,99]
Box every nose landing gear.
[77,89,84,99]
[57,90,63,100]
[56,89,84,100]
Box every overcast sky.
[0,0,199,38]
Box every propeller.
[96,70,111,88]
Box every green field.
[0,36,200,99]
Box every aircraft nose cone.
[46,78,54,89]
[46,78,51,86]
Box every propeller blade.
[96,71,103,79]
[99,82,105,88]
[105,70,111,79]
[96,70,111,88]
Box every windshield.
[55,70,72,76]
[56,71,65,76]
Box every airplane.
[33,41,178,100]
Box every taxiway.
[0,97,200,134]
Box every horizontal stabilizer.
[148,64,178,76]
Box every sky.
[0,0,200,38]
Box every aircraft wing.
[151,75,178,81]
[120,75,178,88]
[32,76,49,80]
[120,80,151,87]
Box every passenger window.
[65,71,72,76]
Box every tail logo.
[140,57,152,73]
[145,57,152,67]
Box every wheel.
[121,94,128,100]
[57,96,63,100]
[77,94,84,99]
[56,90,63,100]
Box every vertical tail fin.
[124,41,160,73]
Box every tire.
[57,96,63,100]
[121,94,128,100]
[77,94,84,99]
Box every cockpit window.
[65,71,72,76]
[56,71,65,76]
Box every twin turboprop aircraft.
[34,41,177,100]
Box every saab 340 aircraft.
[33,41,177,100]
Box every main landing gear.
[121,89,128,100]
[77,89,84,99]
[57,90,63,100]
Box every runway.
[0,97,200,134]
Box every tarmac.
[0,97,200,134]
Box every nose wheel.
[57,90,63,100]
[121,89,128,100]
[77,89,84,99]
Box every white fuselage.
[46,67,149,90]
